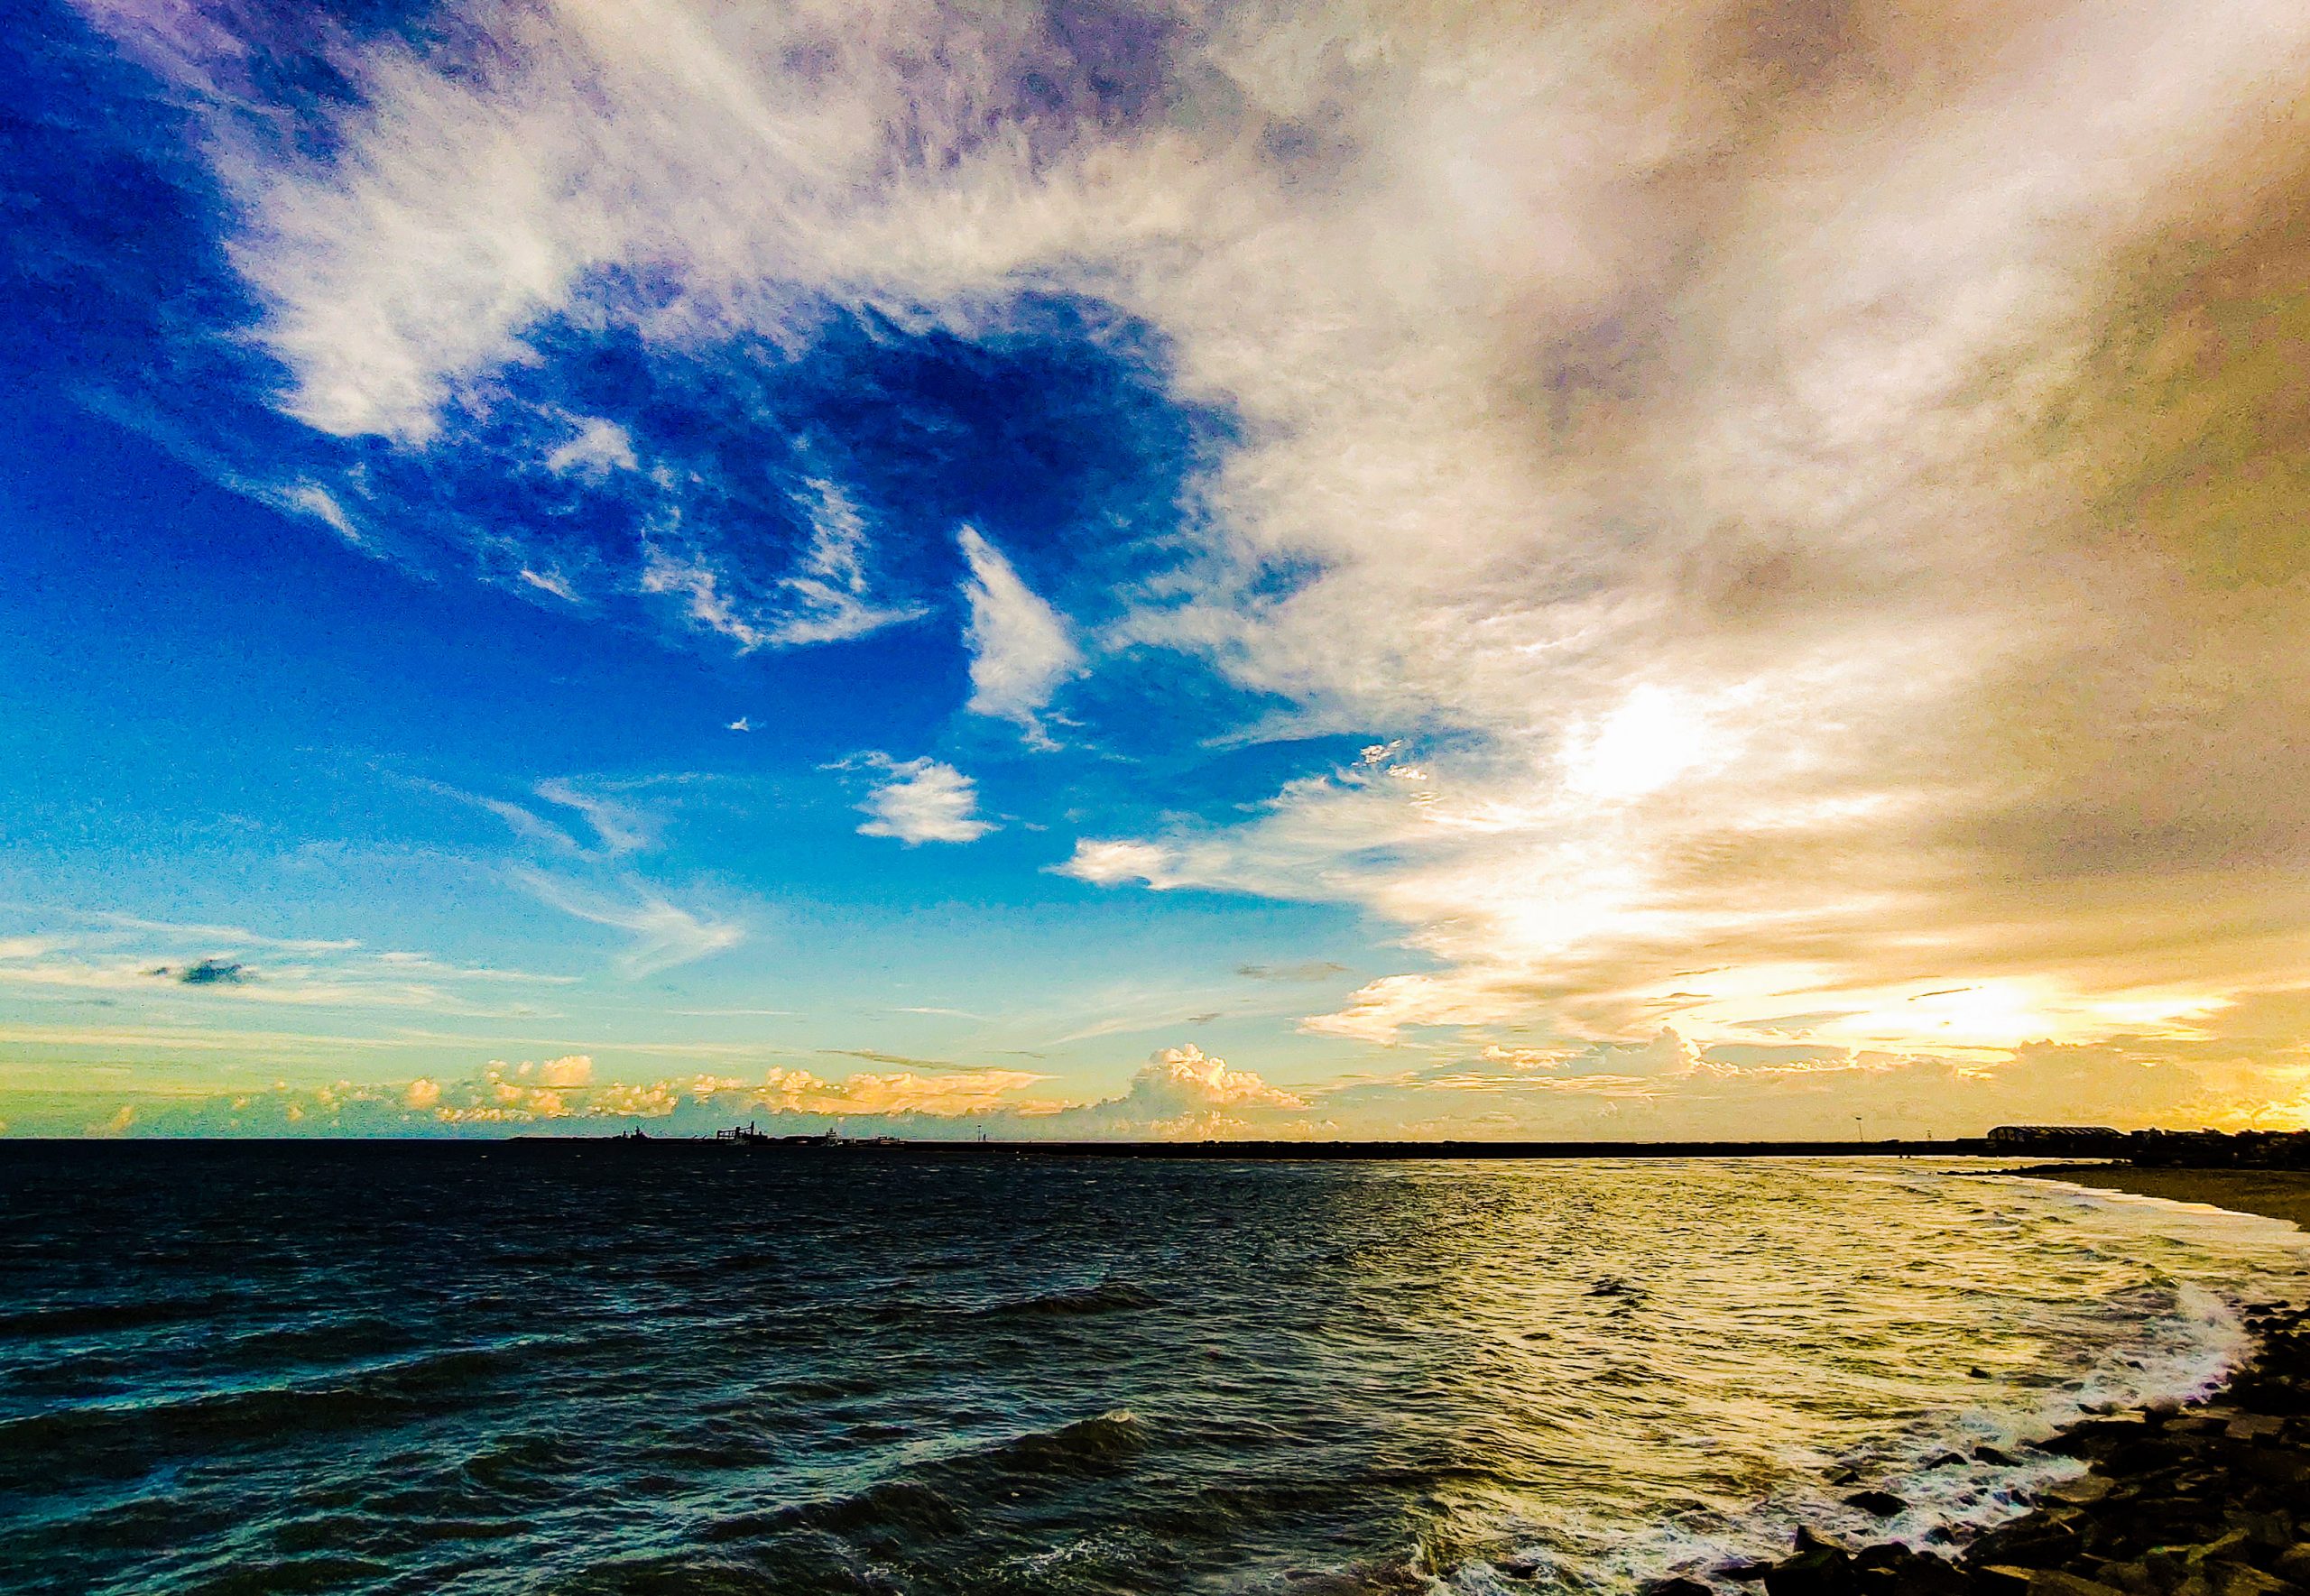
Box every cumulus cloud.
[430,1057,593,1122]
[854,755,995,845]
[1056,840,1178,890]
[1123,1043,1306,1112]
[404,1045,1305,1138]
[956,526,1082,742]
[26,1019,2310,1139]
[358,1058,1056,1130]
[755,1065,1044,1118]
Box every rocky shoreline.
[1657,1299,2310,1596]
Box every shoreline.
[1686,1167,2310,1596]
[2000,1166,2310,1233]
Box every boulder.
[2023,1573,2133,1596]
[2210,1566,2296,1596]
[2229,1510,2293,1551]
[1766,1533,1856,1596]
[1642,1579,1714,1596]
[1973,1518,2084,1568]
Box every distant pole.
[1854,1115,1864,1144]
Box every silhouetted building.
[1985,1125,2124,1150]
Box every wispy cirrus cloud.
[509,869,744,977]
[0,911,573,1015]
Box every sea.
[2,1147,2305,1596]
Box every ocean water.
[2,1148,2305,1596]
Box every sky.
[5,0,2310,1139]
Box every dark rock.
[2239,1453,2310,1492]
[1973,1518,2085,1569]
[1643,1580,1715,1596]
[2174,1471,2241,1502]
[1849,1491,1909,1518]
[1768,1532,1857,1596]
[2230,1510,2293,1550]
[2025,1573,2134,1596]
[2104,1439,2203,1476]
[2199,1529,2260,1565]
[1890,1558,1973,1596]
[1978,1447,2019,1466]
[2209,1566,2296,1596]
[2051,1422,2151,1459]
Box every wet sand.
[2009,1165,2310,1232]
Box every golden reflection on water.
[1289,1160,2306,1586]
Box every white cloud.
[956,526,1081,741]
[543,415,637,475]
[0,912,563,1014]
[638,549,771,650]
[1055,839,1178,890]
[420,773,667,865]
[273,481,362,544]
[87,0,2310,1098]
[518,567,578,602]
[533,778,651,855]
[1127,1042,1306,1112]
[513,870,744,975]
[855,756,994,845]
[530,1053,594,1086]
[770,478,922,646]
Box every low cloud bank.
[15,1026,2298,1140]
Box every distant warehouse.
[1985,1125,2124,1149]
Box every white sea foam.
[1455,1172,2310,1596]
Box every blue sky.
[7,0,2310,1138]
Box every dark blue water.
[2,1147,2302,1595]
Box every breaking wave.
[4,1148,2305,1596]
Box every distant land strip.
[559,1137,1994,1159]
